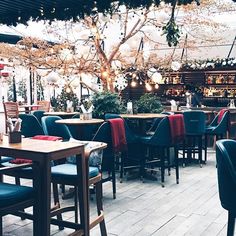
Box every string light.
[131,80,137,87]
[145,83,152,91]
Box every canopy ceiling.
[0,0,209,25]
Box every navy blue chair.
[0,163,35,235]
[92,122,116,199]
[205,109,230,162]
[183,111,206,166]
[216,139,236,236]
[140,116,185,187]
[19,114,45,138]
[104,114,144,181]
[32,110,45,124]
[146,111,174,135]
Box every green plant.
[51,86,79,111]
[92,91,123,118]
[136,93,163,113]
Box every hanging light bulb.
[145,83,152,91]
[66,86,71,93]
[155,83,159,89]
[131,80,137,87]
[102,71,109,78]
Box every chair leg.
[95,181,107,236]
[174,147,179,184]
[74,186,79,224]
[204,134,208,163]
[52,183,64,230]
[0,216,2,236]
[120,152,124,183]
[227,211,235,236]
[160,148,165,187]
[112,168,116,199]
[198,136,203,167]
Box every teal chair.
[140,116,185,186]
[0,163,35,235]
[41,116,107,233]
[216,139,236,236]
[92,122,116,199]
[183,111,206,166]
[104,114,144,181]
[19,114,44,137]
[41,116,72,141]
[205,110,230,162]
[32,110,45,124]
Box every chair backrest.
[209,110,230,134]
[37,100,50,112]
[216,139,236,214]
[149,115,185,146]
[3,101,19,119]
[32,110,45,124]
[183,110,206,135]
[104,113,138,144]
[92,122,114,171]
[19,114,45,137]
[3,102,19,133]
[148,117,172,146]
[41,116,72,140]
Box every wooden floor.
[2,148,230,236]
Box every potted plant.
[92,91,124,118]
[136,93,163,113]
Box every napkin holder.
[9,131,22,144]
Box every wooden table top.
[0,135,84,155]
[44,111,80,116]
[171,110,213,114]
[120,113,167,119]
[55,118,104,125]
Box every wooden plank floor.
[2,148,230,236]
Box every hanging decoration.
[114,74,128,91]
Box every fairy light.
[145,83,152,91]
[131,80,137,87]
[102,71,109,78]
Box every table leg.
[76,153,89,235]
[33,160,51,236]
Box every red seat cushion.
[10,135,62,164]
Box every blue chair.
[205,110,230,162]
[140,115,185,186]
[32,110,45,124]
[216,139,236,236]
[92,122,116,199]
[146,111,174,135]
[41,116,72,141]
[104,114,144,181]
[183,111,206,166]
[0,163,35,235]
[19,114,45,137]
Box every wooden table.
[20,104,42,113]
[0,136,88,236]
[56,118,104,140]
[120,113,167,134]
[44,111,80,119]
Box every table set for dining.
[0,107,224,236]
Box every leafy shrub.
[92,91,123,118]
[136,93,163,113]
